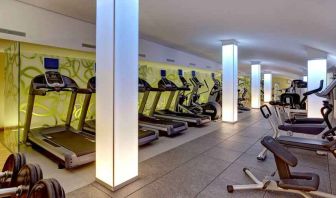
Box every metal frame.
[228,168,336,198]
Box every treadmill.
[23,57,95,169]
[78,76,159,145]
[153,70,211,126]
[78,76,96,134]
[139,78,188,136]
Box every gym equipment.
[0,154,65,198]
[281,80,323,110]
[154,70,211,126]
[227,136,336,198]
[175,70,221,120]
[139,78,188,137]
[257,78,336,160]
[78,76,96,134]
[208,73,221,104]
[28,178,65,198]
[238,88,250,111]
[0,164,43,198]
[78,77,159,145]
[0,153,26,188]
[257,103,334,161]
[23,57,95,169]
[188,70,222,120]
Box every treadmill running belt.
[139,130,156,139]
[44,131,95,157]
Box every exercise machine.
[176,70,221,120]
[23,57,95,169]
[78,77,160,145]
[258,102,334,160]
[238,88,250,111]
[188,70,222,120]
[208,73,221,104]
[78,76,96,134]
[154,70,211,126]
[227,136,336,198]
[138,78,187,137]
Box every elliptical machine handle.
[260,104,272,119]
[203,80,210,92]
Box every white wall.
[0,0,220,70]
[0,0,95,52]
[139,39,221,70]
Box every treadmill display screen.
[211,73,215,78]
[44,58,59,70]
[161,70,166,77]
[192,71,196,77]
[45,71,65,87]
[178,69,183,76]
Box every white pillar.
[96,0,138,190]
[263,73,272,102]
[251,62,261,108]
[221,40,238,123]
[307,59,326,118]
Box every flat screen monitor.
[192,71,196,77]
[178,69,183,76]
[161,70,166,77]
[44,58,59,70]
[211,73,215,78]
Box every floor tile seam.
[89,184,114,198]
[327,155,334,194]
[125,115,262,197]
[193,135,262,197]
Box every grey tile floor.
[67,110,336,197]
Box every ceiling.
[16,0,336,77]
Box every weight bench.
[227,136,336,198]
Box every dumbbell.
[0,153,26,188]
[28,178,65,198]
[0,163,43,197]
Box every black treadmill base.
[30,142,65,169]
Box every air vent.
[166,58,175,63]
[189,63,196,66]
[82,43,96,49]
[0,28,26,37]
[139,53,146,58]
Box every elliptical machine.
[178,70,221,120]
[238,88,250,111]
[208,73,222,104]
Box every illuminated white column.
[251,62,261,108]
[221,40,238,122]
[263,73,272,102]
[96,0,138,190]
[307,59,326,118]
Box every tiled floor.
[67,109,336,198]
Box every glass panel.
[0,39,20,160]
[18,42,95,148]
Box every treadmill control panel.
[160,70,173,88]
[44,57,65,88]
[45,71,65,88]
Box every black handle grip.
[260,104,272,119]
[322,126,336,139]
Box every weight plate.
[50,178,65,198]
[28,178,65,198]
[15,164,41,197]
[0,153,20,188]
